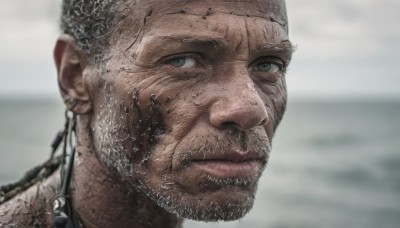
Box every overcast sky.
[0,0,399,100]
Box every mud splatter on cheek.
[129,88,166,165]
[93,84,166,179]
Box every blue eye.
[169,57,196,68]
[256,62,281,73]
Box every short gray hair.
[60,0,132,62]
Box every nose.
[209,83,269,131]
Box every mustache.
[175,127,271,168]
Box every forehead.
[110,0,289,54]
[136,14,289,58]
[118,0,288,32]
[136,0,287,26]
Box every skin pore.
[0,0,293,227]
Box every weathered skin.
[0,0,293,227]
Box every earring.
[64,97,77,109]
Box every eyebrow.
[153,36,294,52]
[150,35,229,49]
[140,35,295,62]
[257,40,295,55]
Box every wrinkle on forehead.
[128,14,290,66]
[108,0,289,66]
[127,0,288,32]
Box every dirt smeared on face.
[93,82,166,179]
[136,126,272,221]
[86,0,292,223]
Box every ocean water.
[0,99,399,228]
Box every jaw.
[133,173,259,222]
[128,151,263,221]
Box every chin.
[173,187,256,222]
[135,174,259,222]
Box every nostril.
[260,118,268,126]
[209,99,268,131]
[221,121,240,129]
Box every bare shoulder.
[0,174,59,227]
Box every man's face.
[87,0,292,221]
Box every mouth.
[190,151,265,179]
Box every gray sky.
[0,0,399,100]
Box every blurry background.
[0,0,399,227]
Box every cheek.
[91,80,168,175]
[91,68,210,180]
[137,88,209,181]
[256,78,287,132]
[91,93,135,176]
[146,79,208,141]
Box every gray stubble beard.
[92,85,268,222]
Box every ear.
[54,34,93,114]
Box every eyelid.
[251,56,286,72]
[159,52,205,66]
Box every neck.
[70,116,183,228]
